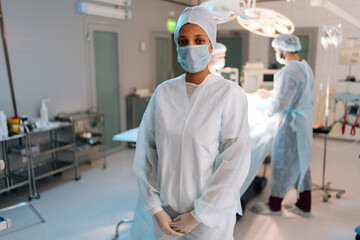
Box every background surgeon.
[208,42,227,74]
[252,34,314,217]
[133,6,251,240]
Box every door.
[217,37,243,70]
[91,29,121,149]
[154,33,173,85]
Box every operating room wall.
[218,0,360,130]
[0,0,182,133]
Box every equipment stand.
[312,126,346,202]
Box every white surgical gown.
[133,73,251,239]
[269,60,314,197]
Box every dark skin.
[153,23,214,237]
[177,23,214,85]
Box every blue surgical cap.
[174,6,217,47]
[212,42,227,55]
[271,34,302,52]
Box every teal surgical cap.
[174,6,217,47]
[271,34,302,52]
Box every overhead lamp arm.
[311,0,360,29]
[246,0,256,9]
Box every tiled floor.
[0,137,359,240]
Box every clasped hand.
[154,211,200,236]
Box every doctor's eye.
[195,38,206,44]
[178,39,188,46]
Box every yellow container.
[8,117,20,132]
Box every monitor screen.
[263,74,274,82]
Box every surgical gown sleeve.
[193,87,251,227]
[270,68,299,114]
[133,90,162,211]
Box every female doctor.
[133,6,251,240]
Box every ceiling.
[161,0,286,7]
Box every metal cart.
[0,133,34,199]
[55,110,106,168]
[26,122,81,199]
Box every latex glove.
[265,110,273,117]
[154,210,184,237]
[169,212,200,234]
[257,88,272,99]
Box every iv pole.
[0,0,18,117]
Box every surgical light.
[201,0,247,24]
[237,8,294,38]
[201,0,295,38]
[76,2,132,20]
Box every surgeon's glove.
[154,210,184,237]
[257,88,272,99]
[169,212,200,234]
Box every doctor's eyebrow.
[178,34,206,38]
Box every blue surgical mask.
[177,45,210,73]
[275,52,286,65]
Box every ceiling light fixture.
[201,0,295,38]
[237,7,295,37]
[76,2,132,20]
[91,0,131,7]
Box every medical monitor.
[219,67,239,85]
[242,68,278,93]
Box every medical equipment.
[348,105,360,136]
[201,0,295,38]
[348,105,360,126]
[320,24,342,50]
[313,41,347,202]
[341,105,348,135]
[331,93,360,137]
[0,160,12,233]
[219,67,239,84]
[339,38,360,82]
[316,88,337,131]
[236,7,295,38]
[242,63,277,92]
[339,41,360,65]
[313,126,346,202]
[0,162,10,233]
